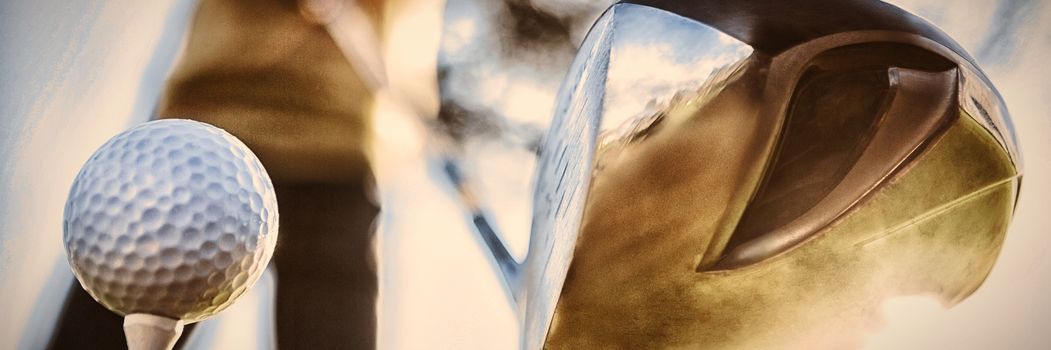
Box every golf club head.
[508,1,1022,348]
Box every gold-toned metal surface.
[547,104,1018,348]
[718,49,960,270]
[526,3,1023,348]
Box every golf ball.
[63,119,278,322]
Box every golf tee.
[123,313,185,350]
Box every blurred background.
[1,0,1049,348]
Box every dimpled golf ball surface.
[63,119,278,322]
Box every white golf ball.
[63,119,278,322]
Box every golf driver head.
[521,0,1021,348]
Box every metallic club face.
[515,1,1022,348]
